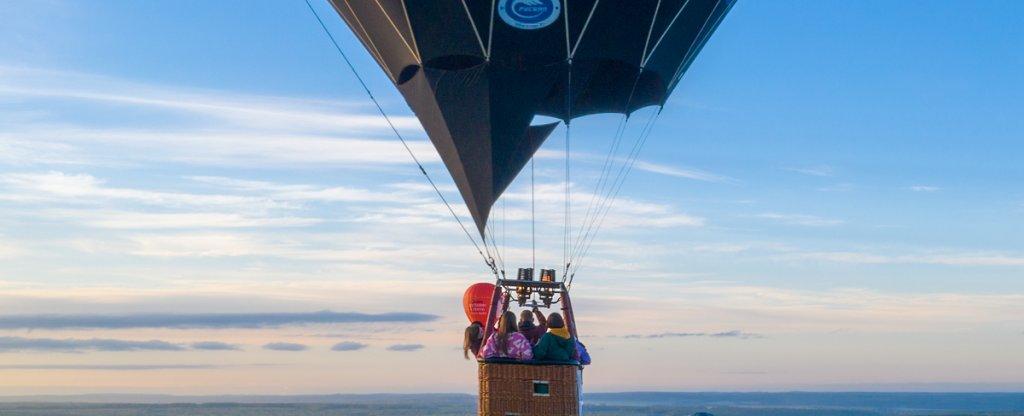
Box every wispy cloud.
[756,213,845,227]
[816,183,855,192]
[535,148,732,183]
[622,330,763,339]
[0,172,282,208]
[786,165,835,177]
[500,182,705,230]
[263,342,309,352]
[0,310,439,330]
[386,344,423,352]
[0,66,423,133]
[0,336,184,352]
[331,342,369,352]
[783,250,1024,266]
[0,66,438,168]
[631,161,733,183]
[909,185,940,192]
[0,236,28,259]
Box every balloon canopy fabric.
[463,282,497,324]
[330,0,735,236]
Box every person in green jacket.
[532,312,576,361]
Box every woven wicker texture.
[478,362,579,416]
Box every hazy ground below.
[1,392,1022,415]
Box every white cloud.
[785,165,835,177]
[631,161,734,183]
[0,66,440,168]
[87,212,322,230]
[776,250,1024,267]
[7,126,439,167]
[586,283,1024,335]
[499,181,705,230]
[816,183,855,192]
[755,213,845,227]
[0,66,423,134]
[0,235,28,259]
[187,176,424,204]
[909,185,940,192]
[0,172,286,209]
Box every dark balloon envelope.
[330,0,735,236]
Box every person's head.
[519,310,534,324]
[499,311,519,334]
[547,312,565,329]
[463,321,483,359]
[495,311,518,355]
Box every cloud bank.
[0,310,439,330]
[386,344,424,352]
[0,336,185,352]
[263,342,309,352]
[622,330,763,339]
[331,342,369,351]
[190,341,241,351]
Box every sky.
[1,0,1023,395]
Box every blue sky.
[1,0,1023,394]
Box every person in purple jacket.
[518,307,547,345]
[481,311,533,360]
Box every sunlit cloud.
[263,342,309,352]
[0,311,439,330]
[0,336,184,352]
[331,342,369,351]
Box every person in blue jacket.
[576,340,591,365]
[532,312,576,361]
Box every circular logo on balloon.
[498,0,561,30]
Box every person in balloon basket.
[518,307,548,345]
[532,312,577,361]
[481,311,534,360]
[463,321,484,359]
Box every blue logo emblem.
[498,0,561,30]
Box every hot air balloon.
[321,1,735,414]
[464,282,497,325]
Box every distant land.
[1,392,1023,416]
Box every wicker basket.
[478,361,579,416]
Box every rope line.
[570,108,662,282]
[304,0,498,277]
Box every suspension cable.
[569,67,647,265]
[563,60,573,281]
[563,121,572,279]
[304,0,498,277]
[569,113,630,263]
[531,156,536,272]
[570,108,663,283]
